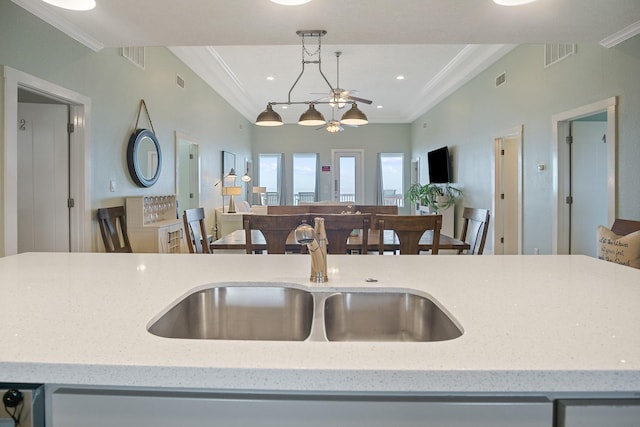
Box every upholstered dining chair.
[458,207,491,255]
[312,213,371,254]
[376,214,442,255]
[183,208,211,254]
[97,206,133,253]
[243,214,308,254]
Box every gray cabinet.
[51,389,551,427]
[557,399,640,427]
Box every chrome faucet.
[294,217,328,283]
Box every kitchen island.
[0,252,639,425]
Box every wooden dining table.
[210,229,470,253]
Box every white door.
[494,133,520,255]
[569,119,608,256]
[17,103,70,252]
[332,149,364,204]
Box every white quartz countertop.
[0,252,639,394]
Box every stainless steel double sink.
[147,283,462,342]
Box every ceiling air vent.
[120,47,145,70]
[176,74,185,89]
[544,44,576,68]
[495,72,507,88]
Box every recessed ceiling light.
[377,105,384,109]
[493,0,537,5]
[396,75,405,80]
[266,76,275,81]
[41,0,96,10]
[281,106,288,109]
[270,0,312,5]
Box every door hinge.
[565,135,573,145]
[501,149,505,155]
[67,123,75,133]
[189,154,194,159]
[189,193,194,199]
[566,196,573,205]
[501,193,505,200]
[67,198,75,208]
[500,237,504,244]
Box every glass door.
[332,149,364,204]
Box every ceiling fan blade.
[346,95,373,105]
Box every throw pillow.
[597,225,640,269]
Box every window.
[292,153,318,205]
[258,154,284,205]
[379,153,404,207]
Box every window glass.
[293,153,317,205]
[380,153,404,207]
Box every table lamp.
[222,186,242,213]
[252,186,266,206]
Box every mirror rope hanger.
[134,99,156,134]
[255,30,370,128]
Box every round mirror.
[127,129,162,187]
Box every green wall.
[411,40,640,254]
[0,0,252,246]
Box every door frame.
[1,66,91,256]
[551,97,617,254]
[331,149,365,204]
[492,125,523,255]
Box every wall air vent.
[176,74,185,89]
[120,47,145,70]
[544,44,576,68]
[495,72,507,88]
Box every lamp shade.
[340,103,368,125]
[252,186,267,193]
[298,104,326,126]
[241,173,252,183]
[41,0,96,10]
[222,186,242,196]
[256,104,283,126]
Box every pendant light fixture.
[255,30,372,130]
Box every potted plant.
[405,183,462,214]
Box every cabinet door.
[52,390,552,427]
[557,399,640,427]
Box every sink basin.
[148,284,462,342]
[148,285,314,341]
[323,292,462,342]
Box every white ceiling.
[12,0,640,125]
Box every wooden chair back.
[377,214,442,255]
[611,219,640,236]
[312,214,371,254]
[243,214,308,254]
[458,207,491,255]
[97,206,133,253]
[308,204,354,215]
[355,205,398,229]
[183,208,211,254]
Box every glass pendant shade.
[255,104,283,126]
[41,0,96,10]
[298,104,326,126]
[340,104,368,125]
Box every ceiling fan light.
[41,0,96,10]
[326,123,344,133]
[340,104,368,126]
[298,104,326,126]
[255,104,283,126]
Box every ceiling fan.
[314,51,373,108]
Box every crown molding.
[11,0,103,52]
[600,19,640,48]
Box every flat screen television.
[427,146,452,183]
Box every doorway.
[175,132,200,219]
[331,149,364,204]
[552,97,617,255]
[17,100,70,252]
[493,126,523,255]
[1,66,91,256]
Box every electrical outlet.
[109,179,116,192]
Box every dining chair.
[183,207,211,254]
[458,207,491,255]
[355,205,398,230]
[243,214,308,254]
[377,214,442,255]
[97,206,133,253]
[313,214,371,254]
